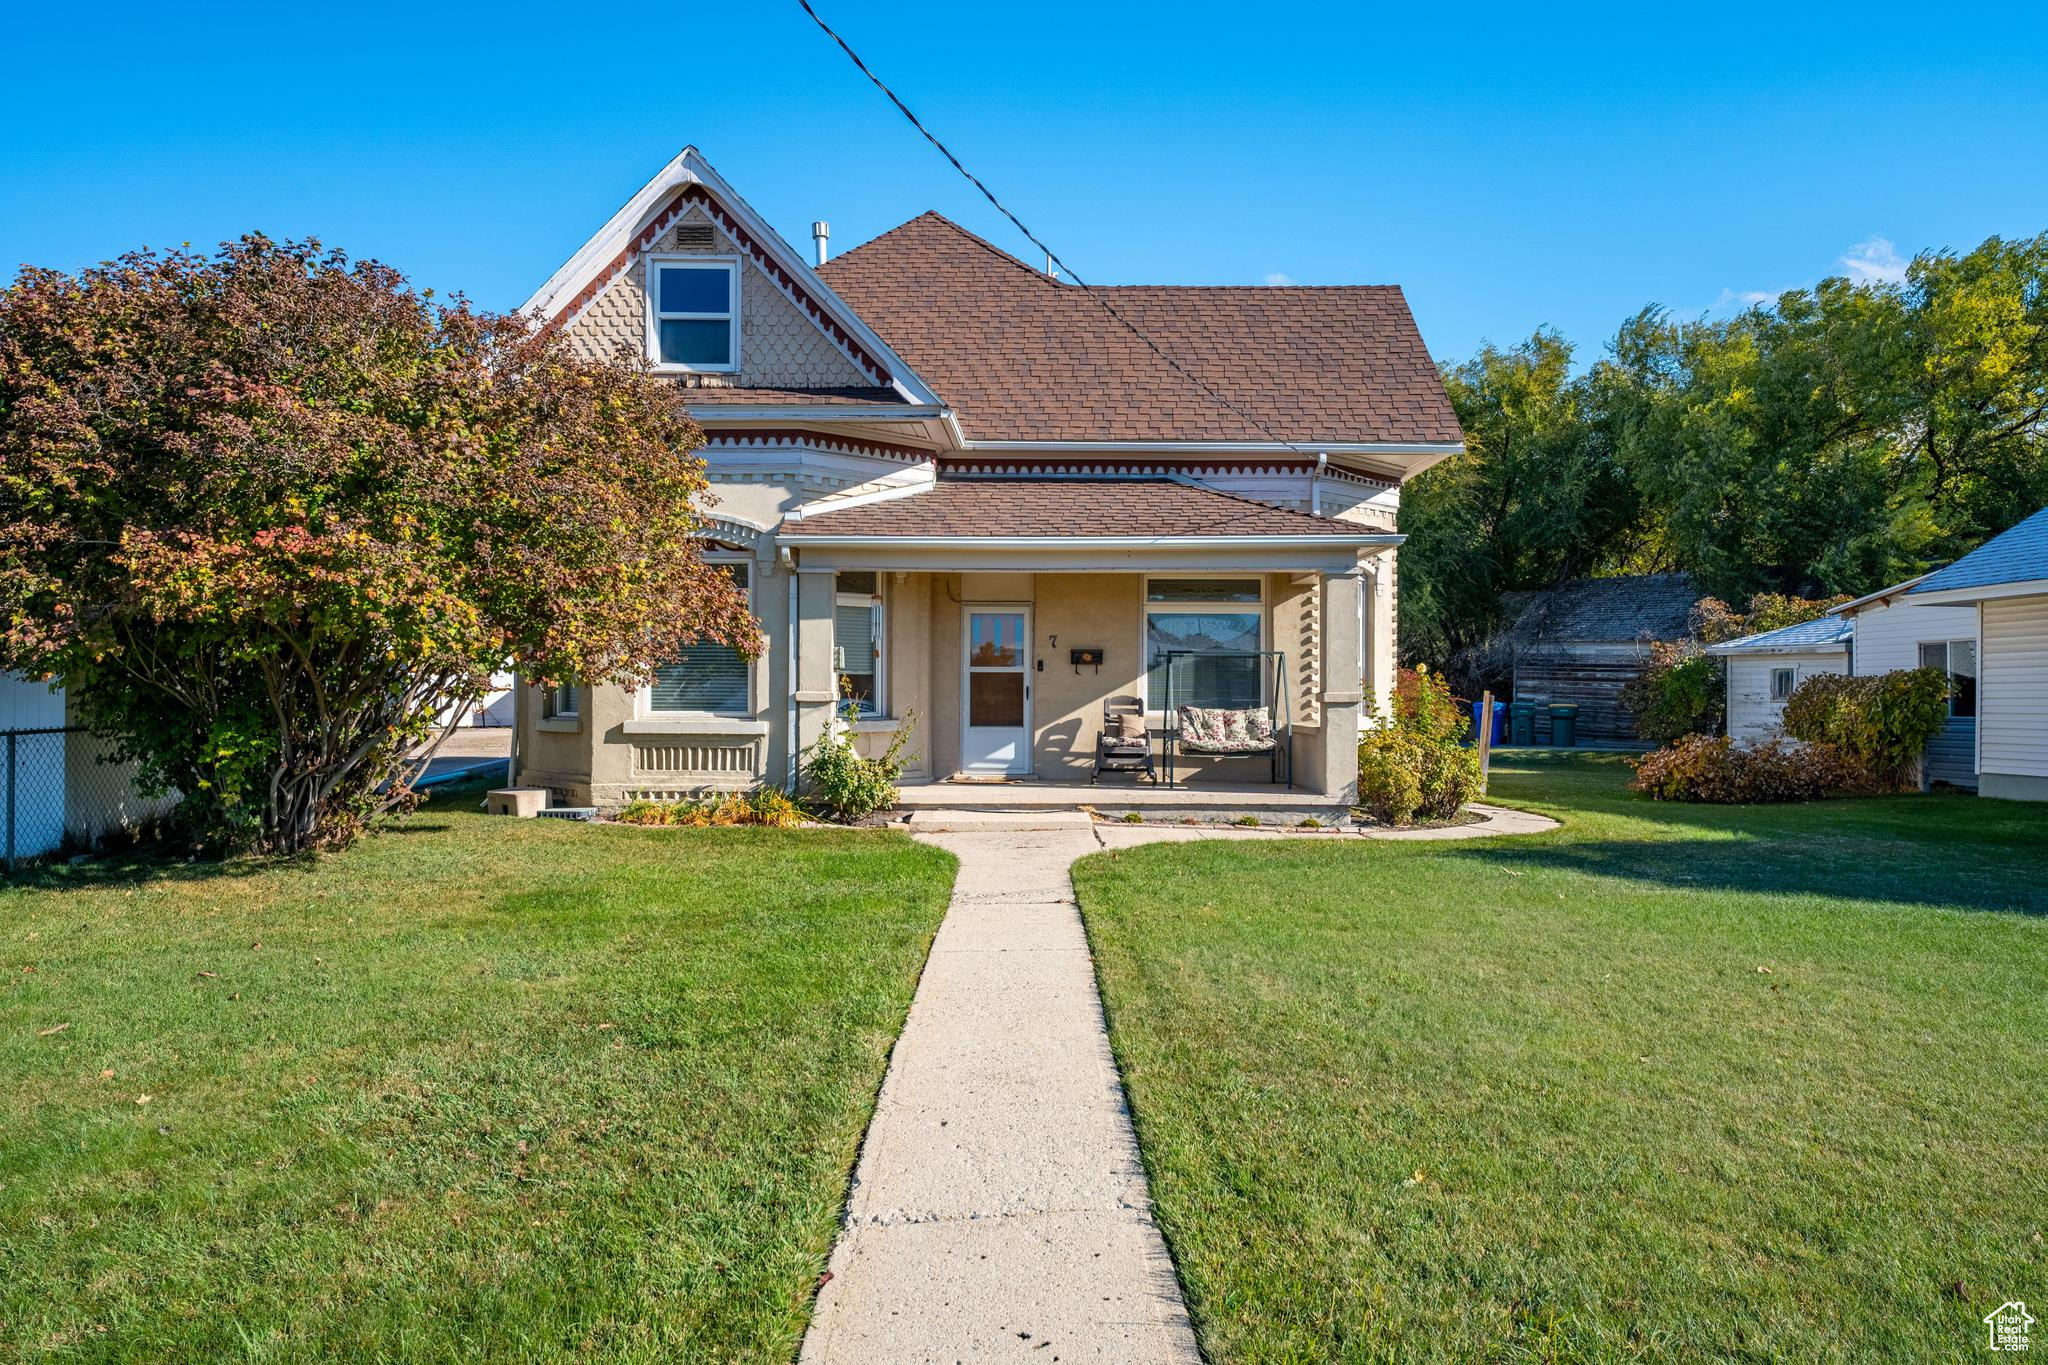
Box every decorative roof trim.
[937,455,1395,490]
[703,429,937,466]
[700,513,769,549]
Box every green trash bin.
[1509,700,1537,746]
[1549,703,1579,747]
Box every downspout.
[1312,452,1328,515]
[783,544,800,792]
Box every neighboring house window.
[1770,667,1797,702]
[543,683,580,719]
[1143,577,1264,712]
[834,570,885,715]
[647,257,738,371]
[1917,640,1978,718]
[648,561,752,716]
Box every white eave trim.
[519,146,945,410]
[1831,572,1933,615]
[1706,640,1850,656]
[1906,576,2048,606]
[776,532,1405,549]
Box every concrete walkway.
[801,803,1557,1363]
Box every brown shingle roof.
[780,478,1386,539]
[817,213,1462,446]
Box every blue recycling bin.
[1471,699,1505,745]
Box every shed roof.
[1502,574,1701,645]
[1705,615,1854,655]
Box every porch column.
[1319,567,1366,805]
[792,567,839,780]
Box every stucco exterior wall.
[562,206,875,390]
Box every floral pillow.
[1177,706,1223,746]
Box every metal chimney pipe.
[812,221,830,266]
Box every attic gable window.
[647,256,738,372]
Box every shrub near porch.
[1075,753,2048,1362]
[0,784,956,1362]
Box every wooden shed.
[1501,574,1700,743]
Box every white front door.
[961,606,1032,776]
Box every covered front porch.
[774,480,1400,806]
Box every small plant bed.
[1075,753,2048,1361]
[0,779,957,1361]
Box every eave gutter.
[775,532,1406,549]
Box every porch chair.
[1091,694,1157,785]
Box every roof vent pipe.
[812,221,830,266]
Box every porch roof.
[778,477,1394,546]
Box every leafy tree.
[0,236,755,854]
[1400,330,1643,673]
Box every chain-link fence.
[0,728,178,871]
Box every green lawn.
[0,784,956,1363]
[1075,753,2048,1363]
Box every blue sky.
[5,1,2046,367]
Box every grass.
[1074,753,2048,1363]
[0,782,957,1363]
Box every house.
[1705,615,1852,745]
[1902,506,2048,801]
[1499,573,1700,743]
[508,148,1461,808]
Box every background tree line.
[1400,231,2048,684]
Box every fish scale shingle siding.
[563,208,875,390]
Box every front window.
[649,258,738,371]
[834,570,885,715]
[543,683,580,719]
[1770,667,1797,701]
[1144,577,1263,712]
[1918,640,1978,718]
[648,561,752,716]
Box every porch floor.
[895,779,1336,814]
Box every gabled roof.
[1502,574,1701,646]
[779,477,1396,544]
[1705,615,1853,655]
[816,213,1462,459]
[521,148,944,410]
[1908,506,2048,602]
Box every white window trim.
[542,683,580,719]
[834,576,888,717]
[638,553,755,720]
[1138,574,1268,716]
[1919,637,1979,718]
[645,254,741,375]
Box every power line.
[796,0,1316,459]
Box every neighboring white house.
[1901,506,2048,802]
[1706,506,2048,799]
[1706,615,1851,745]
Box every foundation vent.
[634,742,759,776]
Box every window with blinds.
[835,571,883,714]
[648,560,752,717]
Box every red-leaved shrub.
[1629,734,1861,804]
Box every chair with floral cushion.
[1092,694,1156,784]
